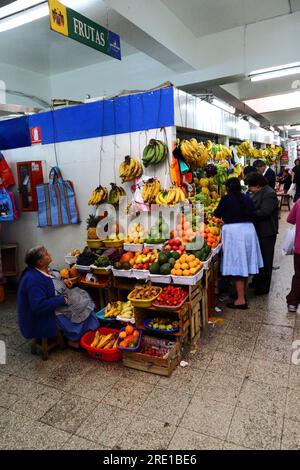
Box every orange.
[125,324,134,335]
[133,330,139,338]
[190,267,197,275]
[119,340,127,348]
[176,269,183,276]
[175,262,181,270]
[171,268,176,275]
[187,255,195,262]
[181,263,189,270]
[119,331,127,339]
[183,269,190,276]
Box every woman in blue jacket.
[18,246,99,349]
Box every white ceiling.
[162,0,300,38]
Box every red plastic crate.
[80,327,122,362]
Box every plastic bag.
[288,183,296,198]
[282,226,295,255]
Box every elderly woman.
[18,246,99,349]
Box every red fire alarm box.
[17,161,44,212]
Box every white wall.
[50,52,172,101]
[0,63,51,107]
[1,126,174,271]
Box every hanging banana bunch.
[88,186,108,205]
[142,139,168,167]
[155,186,186,206]
[108,183,126,207]
[141,178,161,204]
[119,156,143,182]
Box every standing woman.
[214,178,263,309]
[286,198,300,312]
[245,173,279,295]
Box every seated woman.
[17,246,99,350]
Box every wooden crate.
[122,341,181,376]
[189,294,201,343]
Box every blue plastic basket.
[144,318,179,334]
[116,327,142,352]
[96,307,118,322]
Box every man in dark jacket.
[245,173,279,295]
[253,159,276,189]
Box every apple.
[138,263,144,270]
[164,244,172,252]
[143,247,150,255]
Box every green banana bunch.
[142,139,168,167]
[108,183,126,206]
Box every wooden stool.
[31,331,65,361]
[278,193,291,211]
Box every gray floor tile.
[61,435,108,450]
[195,371,244,405]
[63,369,118,402]
[157,367,204,395]
[224,319,261,339]
[120,367,160,385]
[40,394,96,433]
[258,324,294,342]
[281,418,300,450]
[180,397,234,440]
[207,351,250,377]
[76,403,132,447]
[184,349,214,371]
[103,378,155,412]
[288,365,300,390]
[117,415,176,450]
[246,358,290,387]
[227,407,283,450]
[12,383,63,420]
[253,341,292,364]
[0,409,70,450]
[216,334,256,355]
[140,387,191,426]
[285,388,300,422]
[237,379,286,416]
[222,441,251,450]
[168,427,223,450]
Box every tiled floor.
[0,220,299,450]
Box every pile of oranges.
[171,254,203,277]
[118,324,140,348]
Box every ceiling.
[162,0,300,37]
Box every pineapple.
[86,214,100,240]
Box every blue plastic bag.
[0,186,14,222]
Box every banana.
[96,333,114,349]
[91,331,100,348]
[103,338,116,349]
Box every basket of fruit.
[128,285,162,308]
[75,250,97,272]
[103,234,125,248]
[97,301,135,322]
[116,325,142,352]
[91,256,111,274]
[64,249,81,265]
[144,318,179,333]
[152,286,188,310]
[80,327,122,361]
[87,239,104,249]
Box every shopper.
[286,199,300,312]
[18,246,99,349]
[279,169,292,193]
[253,159,276,189]
[292,158,300,202]
[214,177,263,309]
[245,173,279,295]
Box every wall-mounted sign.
[48,0,121,60]
[30,126,42,145]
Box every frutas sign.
[48,0,121,60]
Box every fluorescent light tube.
[249,62,300,82]
[248,116,260,127]
[0,3,48,32]
[0,1,45,19]
[212,98,235,114]
[270,126,275,132]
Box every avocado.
[164,252,173,259]
[158,253,168,265]
[160,263,171,275]
[114,261,122,269]
[150,262,161,275]
[171,251,180,260]
[122,262,131,270]
[169,258,176,267]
